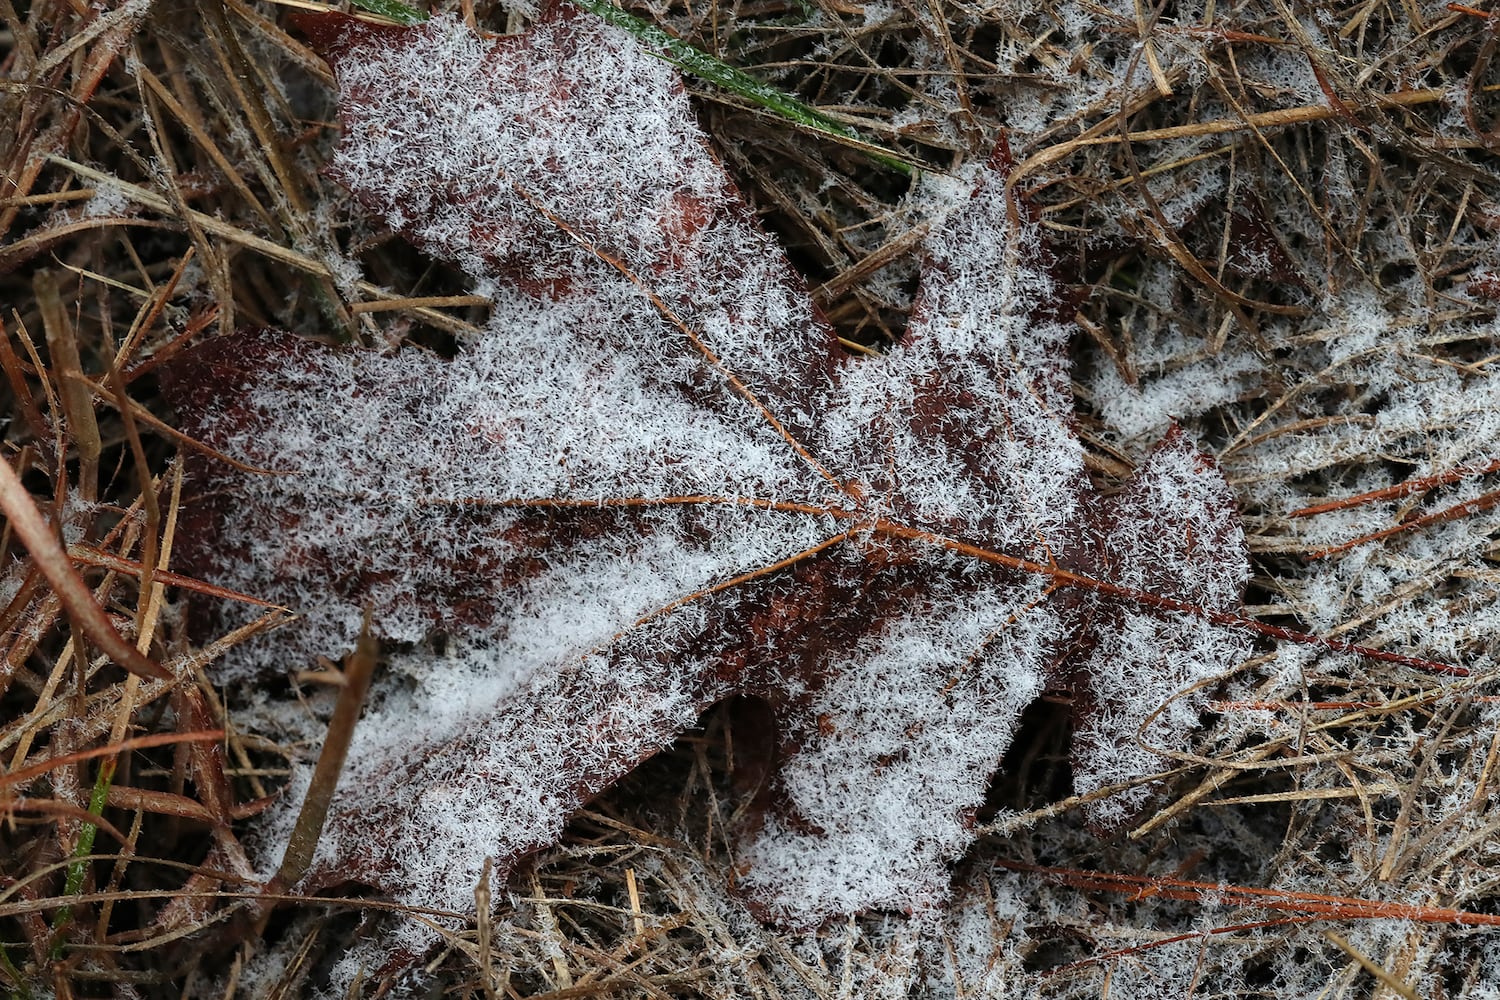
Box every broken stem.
[265,619,379,896]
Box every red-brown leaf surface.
[164,7,1253,947]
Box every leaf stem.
[311,489,1466,677]
[867,518,1468,677]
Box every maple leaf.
[164,7,1258,948]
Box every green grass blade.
[48,763,114,958]
[351,0,428,25]
[571,0,912,174]
[61,769,110,899]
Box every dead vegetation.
[4,0,1500,995]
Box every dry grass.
[4,0,1500,995]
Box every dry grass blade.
[1,730,224,791]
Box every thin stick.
[999,859,1500,925]
[1289,456,1500,516]
[869,518,1469,677]
[265,618,378,895]
[67,544,285,607]
[1309,488,1500,558]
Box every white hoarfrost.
[736,581,1057,919]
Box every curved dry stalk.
[0,455,168,680]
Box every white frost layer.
[738,578,1055,920]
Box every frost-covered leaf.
[165,6,1251,954]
